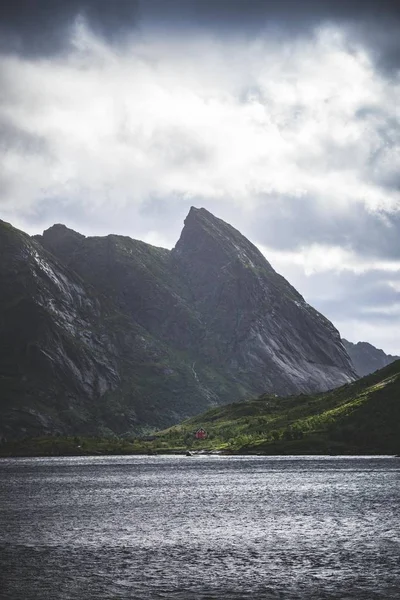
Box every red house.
[194,428,207,440]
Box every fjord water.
[1,456,399,599]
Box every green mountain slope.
[161,360,400,455]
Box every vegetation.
[0,436,162,457]
[165,359,400,455]
[1,360,399,457]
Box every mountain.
[172,208,355,393]
[162,359,400,455]
[0,208,355,439]
[343,339,399,377]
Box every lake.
[0,455,399,599]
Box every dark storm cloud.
[144,0,400,26]
[1,0,400,61]
[144,1,400,75]
[0,0,140,56]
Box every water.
[0,455,399,599]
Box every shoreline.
[0,449,398,459]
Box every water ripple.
[0,455,399,599]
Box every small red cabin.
[194,428,207,440]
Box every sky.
[1,0,400,353]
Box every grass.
[154,359,400,455]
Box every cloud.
[2,1,400,77]
[259,244,400,276]
[1,22,399,219]
[0,7,400,352]
[250,197,400,261]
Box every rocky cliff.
[172,208,355,394]
[343,339,399,377]
[0,208,356,439]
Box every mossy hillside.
[159,360,400,454]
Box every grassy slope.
[158,359,400,455]
[1,360,399,457]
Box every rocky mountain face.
[172,209,355,393]
[342,339,399,378]
[0,208,356,439]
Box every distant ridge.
[343,339,399,377]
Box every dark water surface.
[0,455,399,599]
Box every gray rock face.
[0,208,356,439]
[172,208,355,394]
[343,339,399,377]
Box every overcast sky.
[1,0,400,353]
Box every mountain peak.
[34,224,85,264]
[174,206,274,273]
[42,223,84,238]
[183,206,227,230]
[186,205,208,219]
[184,206,222,226]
